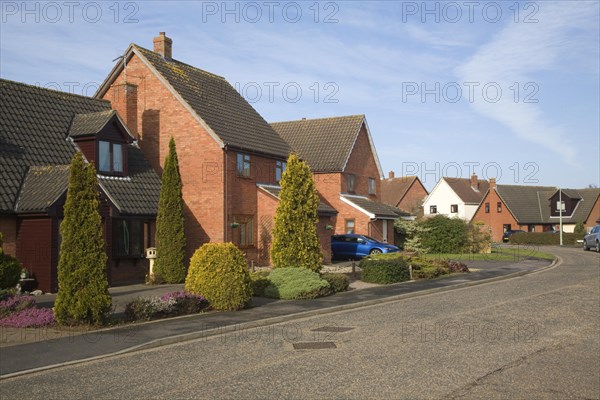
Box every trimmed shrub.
[409,258,469,279]
[321,273,350,293]
[123,291,208,321]
[249,271,271,297]
[263,268,330,300]
[360,254,411,284]
[270,154,322,271]
[154,137,187,283]
[509,232,585,245]
[0,232,22,290]
[0,255,21,290]
[420,215,469,253]
[185,243,252,311]
[54,153,111,325]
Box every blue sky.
[1,1,598,190]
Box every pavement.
[0,256,554,378]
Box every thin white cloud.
[456,1,599,166]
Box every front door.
[382,220,388,243]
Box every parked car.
[583,225,600,252]
[331,234,399,260]
[502,230,526,243]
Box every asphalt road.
[1,246,598,399]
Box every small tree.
[153,137,186,283]
[574,222,586,235]
[270,154,322,271]
[54,153,111,325]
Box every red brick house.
[271,115,402,245]
[471,178,600,242]
[96,33,295,264]
[0,79,161,292]
[381,173,428,215]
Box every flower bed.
[124,291,209,322]
[0,294,55,328]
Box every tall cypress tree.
[54,153,111,325]
[153,137,186,283]
[270,153,323,271]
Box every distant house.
[271,115,404,245]
[381,173,428,215]
[471,178,600,242]
[422,174,489,221]
[0,79,161,292]
[96,32,291,265]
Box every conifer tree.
[54,153,111,325]
[270,153,322,271]
[153,137,186,283]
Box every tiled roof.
[1,79,109,212]
[445,178,489,204]
[381,176,424,208]
[257,184,338,216]
[341,194,407,219]
[0,79,160,216]
[271,115,366,172]
[15,165,70,213]
[98,145,161,215]
[552,188,599,223]
[130,45,290,158]
[69,110,117,137]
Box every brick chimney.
[389,170,395,179]
[470,173,479,190]
[490,177,496,189]
[108,82,138,138]
[153,32,172,60]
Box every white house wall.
[423,179,477,221]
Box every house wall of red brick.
[102,53,225,261]
[585,196,600,229]
[398,180,428,213]
[342,125,381,199]
[0,215,17,257]
[471,189,519,242]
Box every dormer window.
[99,141,124,174]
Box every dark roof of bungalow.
[0,79,160,216]
[69,110,121,138]
[494,185,600,224]
[97,45,290,159]
[271,115,378,173]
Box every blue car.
[331,234,400,260]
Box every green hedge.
[359,254,411,284]
[321,273,350,293]
[249,271,271,297]
[263,268,330,300]
[509,232,585,245]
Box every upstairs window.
[345,219,355,234]
[237,153,251,178]
[450,204,458,213]
[485,202,490,213]
[275,161,286,182]
[347,174,356,193]
[497,202,502,213]
[430,205,437,214]
[99,141,123,174]
[368,178,376,195]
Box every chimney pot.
[153,32,172,60]
[389,170,395,179]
